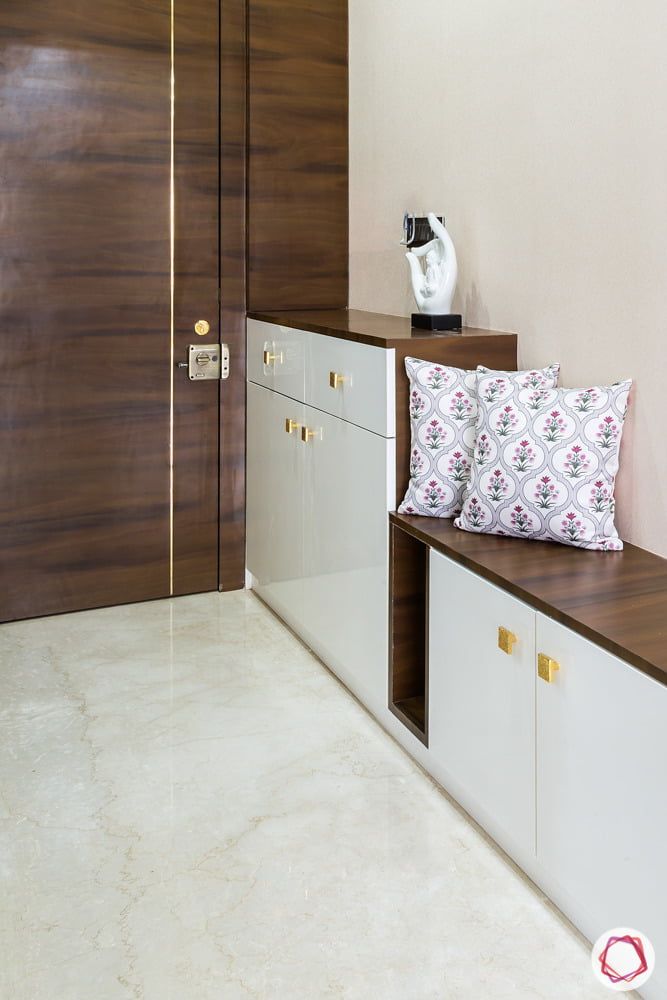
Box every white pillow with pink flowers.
[455,373,632,550]
[398,359,560,518]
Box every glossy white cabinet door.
[246,382,306,631]
[307,333,395,437]
[299,404,394,715]
[536,614,667,1000]
[247,319,309,402]
[429,552,536,856]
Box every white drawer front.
[247,319,308,402]
[307,334,395,437]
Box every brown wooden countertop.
[391,512,667,687]
[247,308,515,350]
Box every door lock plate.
[186,343,229,380]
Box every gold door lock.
[538,653,561,684]
[194,319,210,337]
[497,626,518,655]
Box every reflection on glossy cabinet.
[246,382,305,631]
[429,551,536,856]
[536,614,667,1000]
[247,318,308,401]
[299,404,393,713]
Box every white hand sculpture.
[406,213,458,315]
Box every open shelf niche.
[389,521,429,745]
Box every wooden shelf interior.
[389,522,429,745]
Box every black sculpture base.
[411,313,463,332]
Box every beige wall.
[349,0,667,556]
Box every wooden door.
[429,552,536,856]
[0,0,220,622]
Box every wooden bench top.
[391,512,667,687]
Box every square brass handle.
[263,348,283,366]
[285,418,300,435]
[301,426,317,443]
[329,371,347,389]
[498,626,518,655]
[538,653,560,684]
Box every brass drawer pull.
[285,418,300,435]
[301,426,318,443]
[263,348,283,367]
[329,371,347,389]
[538,653,561,684]
[498,626,518,655]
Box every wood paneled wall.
[247,0,349,311]
[219,0,248,590]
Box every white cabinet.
[422,543,667,1000]
[299,404,393,712]
[429,551,536,857]
[246,322,396,717]
[536,614,667,999]
[246,383,306,633]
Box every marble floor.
[0,590,615,999]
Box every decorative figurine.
[405,212,462,331]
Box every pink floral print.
[456,374,631,551]
[400,360,561,521]
[511,439,536,472]
[563,444,590,479]
[410,390,426,419]
[475,433,492,466]
[409,449,425,478]
[596,415,619,450]
[534,475,558,510]
[495,405,518,438]
[542,410,566,442]
[573,388,600,413]
[422,480,448,510]
[487,468,510,502]
[427,366,447,390]
[589,480,613,513]
[425,418,445,450]
[465,496,487,528]
[447,451,470,485]
[510,505,533,533]
[560,511,584,542]
[449,390,473,422]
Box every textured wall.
[350,0,667,556]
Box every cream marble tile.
[1,591,615,999]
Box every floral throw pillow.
[455,374,632,550]
[398,360,560,518]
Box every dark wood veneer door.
[0,0,221,622]
[173,0,221,596]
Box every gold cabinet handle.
[285,418,300,435]
[263,348,283,367]
[329,371,347,389]
[301,426,318,443]
[538,653,561,684]
[498,626,518,655]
